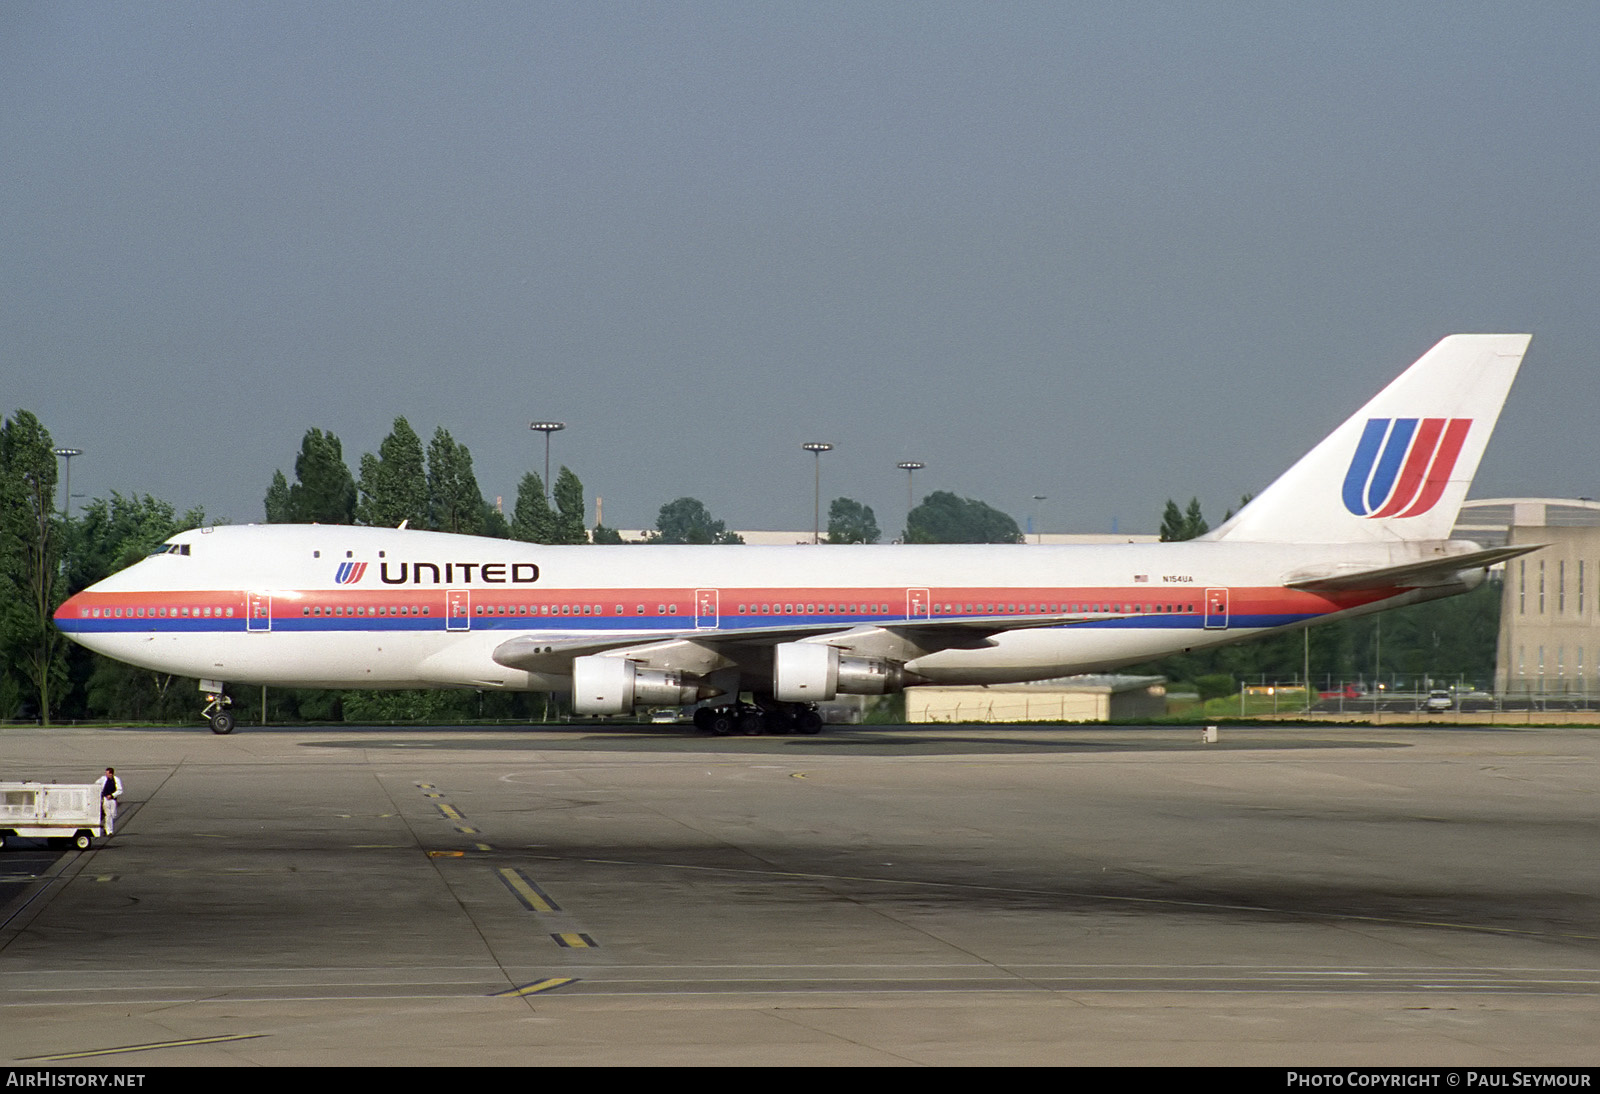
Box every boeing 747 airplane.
[56,334,1535,734]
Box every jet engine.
[571,656,713,716]
[772,642,906,702]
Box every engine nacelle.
[571,656,709,715]
[773,643,905,702]
[773,643,837,701]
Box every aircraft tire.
[738,711,765,735]
[795,709,823,734]
[210,711,236,735]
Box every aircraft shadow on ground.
[300,726,1409,757]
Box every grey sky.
[5,3,1596,538]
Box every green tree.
[1136,580,1504,696]
[1340,580,1502,683]
[551,467,589,544]
[591,523,626,544]
[1158,500,1183,541]
[264,470,292,523]
[827,497,880,544]
[67,492,206,591]
[426,428,484,535]
[265,429,356,524]
[480,504,511,539]
[647,497,744,544]
[0,411,65,723]
[1159,497,1210,541]
[341,688,477,723]
[511,472,557,543]
[904,491,1022,544]
[81,657,194,722]
[64,492,208,722]
[356,417,429,529]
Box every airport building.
[1455,499,1600,696]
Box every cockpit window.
[146,543,192,558]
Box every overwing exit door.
[695,589,720,629]
[906,588,931,620]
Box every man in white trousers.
[95,767,123,836]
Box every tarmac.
[0,722,1595,1066]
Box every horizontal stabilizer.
[1284,543,1542,592]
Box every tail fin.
[1207,334,1530,544]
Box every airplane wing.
[492,609,1128,674]
[1284,543,1541,592]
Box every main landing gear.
[692,700,823,736]
[200,680,235,735]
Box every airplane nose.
[54,590,89,631]
[54,580,115,637]
[52,585,121,657]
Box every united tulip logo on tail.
[1341,418,1473,518]
[335,562,367,584]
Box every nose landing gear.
[200,680,235,734]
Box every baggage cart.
[0,782,106,850]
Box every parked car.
[1425,690,1454,711]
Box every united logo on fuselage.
[331,560,541,585]
[1341,417,1472,518]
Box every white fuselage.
[55,524,1460,694]
[54,335,1530,709]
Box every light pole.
[53,448,83,519]
[802,442,833,543]
[1031,494,1047,544]
[528,422,565,501]
[897,461,924,541]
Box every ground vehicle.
[0,782,104,850]
[1425,689,1454,711]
